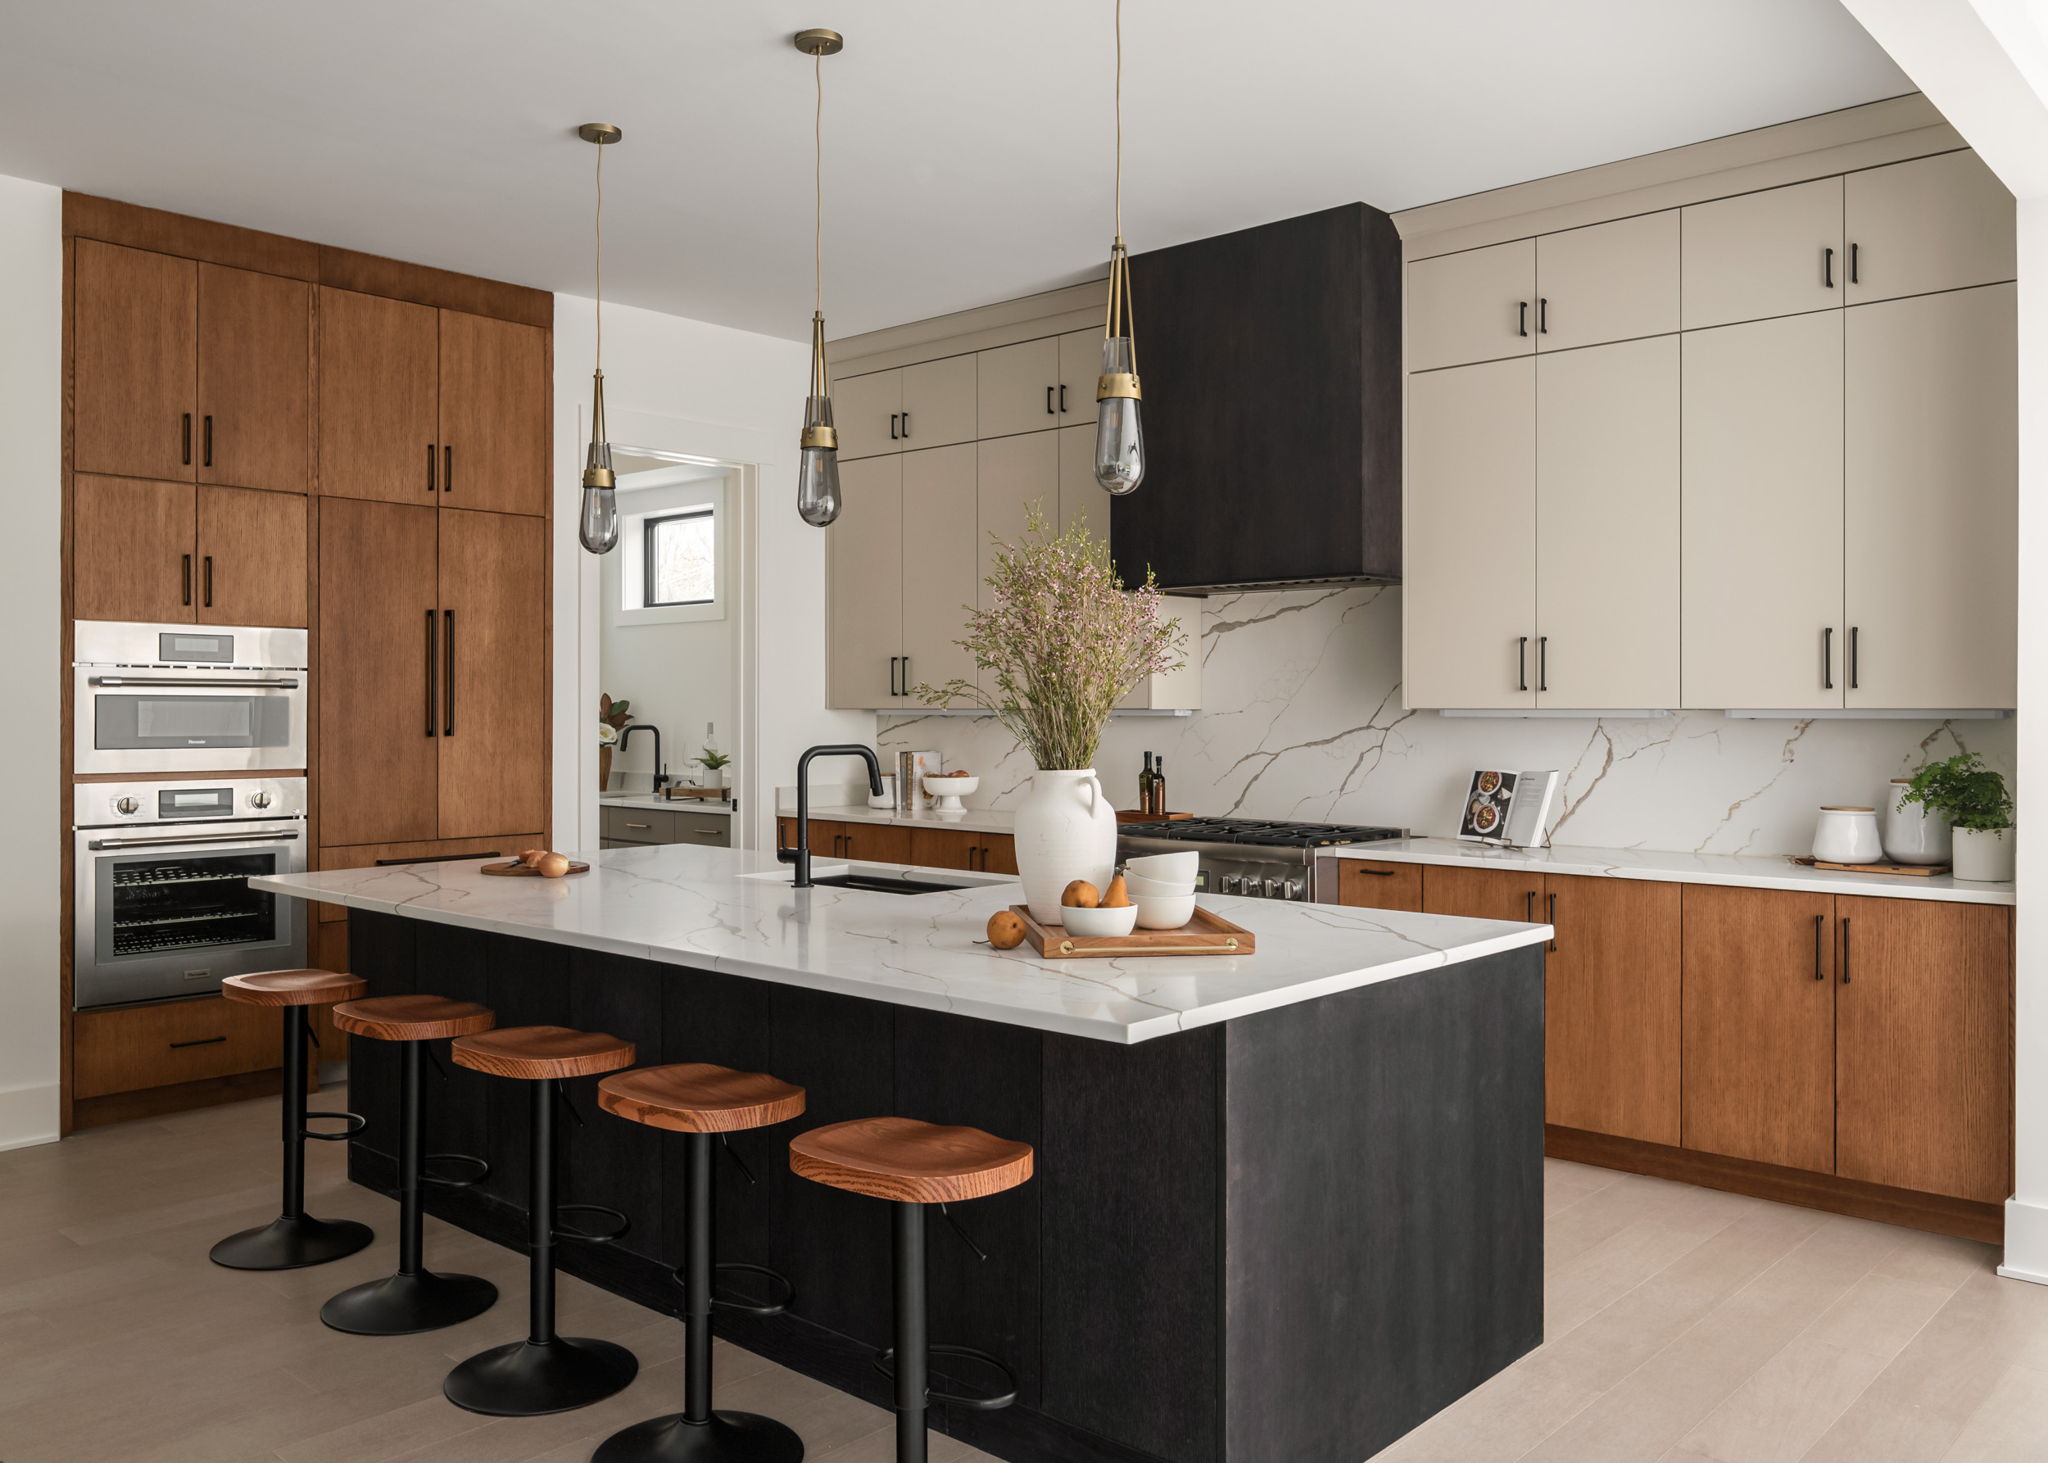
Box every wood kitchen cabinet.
[437,509,548,836]
[1334,859,1422,913]
[909,827,1016,874]
[72,474,307,627]
[437,309,550,516]
[834,355,979,460]
[1681,176,1844,331]
[775,818,914,865]
[1420,864,1544,925]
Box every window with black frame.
[642,507,716,608]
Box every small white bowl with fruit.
[921,770,978,813]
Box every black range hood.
[1111,202,1402,594]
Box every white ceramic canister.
[1012,769,1118,924]
[1952,827,2016,883]
[1812,806,1883,866]
[1881,778,1953,866]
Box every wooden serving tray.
[660,786,727,800]
[481,858,591,877]
[1011,903,1254,959]
[1115,810,1192,823]
[1790,856,1948,877]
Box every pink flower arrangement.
[912,506,1184,770]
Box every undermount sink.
[743,867,999,896]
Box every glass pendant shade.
[1094,335,1145,494]
[579,368,619,553]
[797,395,842,527]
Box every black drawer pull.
[169,1035,227,1049]
[1354,867,1398,877]
[1840,917,1852,984]
[372,850,504,866]
[182,412,192,465]
[1813,914,1825,980]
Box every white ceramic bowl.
[1123,850,1198,884]
[1133,893,1198,930]
[1124,871,1196,898]
[1059,902,1139,937]
[922,774,979,810]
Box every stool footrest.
[421,1152,491,1189]
[302,1110,367,1142]
[873,1343,1018,1411]
[669,1260,796,1318]
[553,1203,631,1245]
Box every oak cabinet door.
[1680,311,1844,710]
[900,444,979,698]
[1336,860,1423,913]
[318,288,439,505]
[1681,176,1843,330]
[1406,238,1534,372]
[438,310,549,517]
[1681,885,1836,1172]
[1056,328,1101,427]
[826,455,904,708]
[834,369,902,460]
[910,827,979,870]
[1845,150,2015,305]
[1534,210,1679,352]
[1543,874,1682,1145]
[197,263,310,492]
[437,508,548,838]
[1836,898,2012,1202]
[73,474,196,623]
[900,354,978,449]
[977,835,1018,875]
[316,498,439,845]
[1535,336,1680,709]
[197,486,307,628]
[74,240,197,482]
[1843,285,2016,709]
[840,822,912,864]
[1404,357,1536,709]
[976,337,1060,439]
[1420,865,1543,924]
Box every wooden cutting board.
[481,859,591,877]
[1789,856,1947,877]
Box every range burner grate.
[1119,817,1404,848]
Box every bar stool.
[789,1117,1035,1463]
[443,1025,640,1417]
[209,969,374,1271]
[594,1063,810,1463]
[319,994,501,1335]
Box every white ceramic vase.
[1882,779,1953,866]
[1812,806,1883,866]
[1951,827,2015,883]
[1013,769,1117,924]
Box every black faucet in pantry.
[616,723,666,794]
[779,744,885,889]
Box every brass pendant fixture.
[1094,0,1145,495]
[577,121,624,554]
[794,27,845,528]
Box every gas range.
[1116,817,1405,902]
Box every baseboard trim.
[1546,1125,2002,1244]
[0,1080,60,1151]
[1997,1197,2048,1283]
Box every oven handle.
[88,676,301,689]
[88,830,302,850]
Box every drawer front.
[74,996,283,1099]
[670,810,732,846]
[316,834,544,921]
[601,807,677,844]
[1336,860,1423,912]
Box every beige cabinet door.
[1681,312,1844,709]
[898,444,980,698]
[899,355,978,450]
[1404,357,1537,709]
[1056,328,1102,427]
[1535,336,1680,709]
[826,455,904,708]
[1846,151,2015,305]
[1534,211,1679,352]
[976,432,1059,595]
[976,337,1061,438]
[1405,239,1535,373]
[1681,176,1843,330]
[1057,420,1107,537]
[1844,285,2016,709]
[833,369,902,460]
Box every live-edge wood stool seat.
[790,1118,1035,1463]
[318,995,500,1336]
[593,1064,810,1463]
[442,1025,641,1417]
[209,969,375,1272]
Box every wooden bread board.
[481,859,591,877]
[1012,903,1254,958]
[1789,856,1948,877]
[1115,810,1193,823]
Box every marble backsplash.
[877,587,2016,857]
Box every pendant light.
[794,27,845,527]
[577,122,624,553]
[1095,0,1145,495]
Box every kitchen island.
[254,846,1551,1463]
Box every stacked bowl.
[1122,851,1200,930]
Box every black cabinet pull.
[1824,247,1835,288]
[1046,386,1056,415]
[1547,891,1558,952]
[900,411,909,438]
[202,555,213,608]
[1813,914,1825,980]
[1524,890,1534,921]
[375,851,503,866]
[427,443,438,492]
[182,412,192,466]
[444,445,453,495]
[1355,867,1397,877]
[888,656,900,697]
[1538,636,1549,694]
[1059,384,1069,413]
[181,553,193,607]
[901,656,910,693]
[443,608,455,736]
[889,412,900,441]
[1518,301,1529,337]
[170,1035,227,1049]
[1840,917,1852,984]
[1849,242,1860,285]
[1517,636,1529,693]
[425,609,438,737]
[1822,627,1834,690]
[202,415,213,468]
[1849,626,1860,690]
[1538,298,1549,334]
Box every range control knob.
[1283,879,1304,901]
[248,791,274,809]
[1218,874,1242,895]
[114,796,141,815]
[1261,878,1282,899]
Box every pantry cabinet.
[1405,239,1535,373]
[1681,176,1843,330]
[1844,150,2016,306]
[1532,211,1679,352]
[72,474,307,628]
[834,354,979,460]
[977,337,1062,439]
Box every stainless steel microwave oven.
[73,621,308,775]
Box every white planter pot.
[1951,827,2015,883]
[1812,806,1882,866]
[1012,768,1117,924]
[1882,780,1952,866]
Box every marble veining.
[253,844,1550,1045]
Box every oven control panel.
[73,776,307,827]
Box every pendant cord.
[814,50,824,317]
[593,136,605,375]
[1113,0,1123,245]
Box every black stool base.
[444,1336,639,1416]
[594,1412,806,1463]
[320,1269,499,1336]
[209,1214,374,1271]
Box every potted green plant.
[1896,752,2013,882]
[695,744,732,791]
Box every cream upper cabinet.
[1406,239,1535,373]
[976,432,1059,594]
[1681,311,1845,710]
[1056,329,1102,428]
[1534,211,1679,352]
[977,337,1062,438]
[1404,357,1537,709]
[1535,337,1680,709]
[834,370,902,460]
[826,455,905,708]
[1057,421,1105,538]
[1681,177,1844,331]
[1844,285,2016,709]
[898,444,980,696]
[1845,151,2016,306]
[898,354,978,450]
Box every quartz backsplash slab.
[878,586,2015,858]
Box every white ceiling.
[0,1,1907,340]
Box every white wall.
[0,174,63,1150]
[552,296,869,852]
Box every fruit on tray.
[1062,879,1100,909]
[1101,874,1130,908]
[535,852,572,878]
[986,910,1027,949]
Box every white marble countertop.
[779,803,1019,836]
[601,794,733,816]
[253,844,1551,1044]
[1323,838,2014,906]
